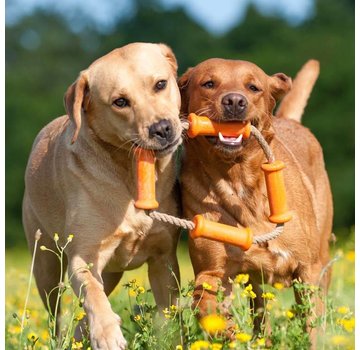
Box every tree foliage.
[5,0,354,246]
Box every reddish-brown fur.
[179,59,333,347]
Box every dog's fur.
[23,42,182,350]
[179,58,333,346]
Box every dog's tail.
[275,59,319,123]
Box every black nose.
[148,119,174,145]
[221,93,247,118]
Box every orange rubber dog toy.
[190,215,253,250]
[261,160,292,223]
[187,113,251,139]
[134,115,291,251]
[134,149,159,210]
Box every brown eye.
[202,80,215,89]
[113,98,130,108]
[248,84,261,92]
[155,80,167,91]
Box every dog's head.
[64,42,182,158]
[178,59,291,159]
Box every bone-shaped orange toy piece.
[261,160,292,224]
[187,113,251,139]
[134,148,159,210]
[190,215,253,251]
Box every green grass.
[5,230,355,350]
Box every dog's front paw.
[90,312,127,350]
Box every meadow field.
[5,229,355,350]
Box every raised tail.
[275,59,319,123]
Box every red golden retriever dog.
[179,58,333,347]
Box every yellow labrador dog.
[23,42,182,349]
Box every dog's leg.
[74,272,124,341]
[192,272,233,318]
[67,253,127,350]
[23,206,67,332]
[148,251,180,310]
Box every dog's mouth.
[133,137,182,158]
[205,115,249,154]
[155,137,182,158]
[206,133,246,153]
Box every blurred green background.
[6,0,354,247]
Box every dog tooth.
[235,134,243,143]
[219,132,225,142]
[218,131,243,146]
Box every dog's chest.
[210,171,268,226]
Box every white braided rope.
[181,120,190,130]
[250,125,275,163]
[149,211,195,230]
[252,224,284,244]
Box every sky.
[6,0,315,34]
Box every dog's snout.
[148,119,174,145]
[221,93,247,117]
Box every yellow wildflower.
[345,250,355,262]
[262,292,275,300]
[134,314,141,321]
[200,314,226,334]
[187,291,193,297]
[331,335,349,346]
[72,341,84,349]
[67,234,74,242]
[241,284,256,299]
[202,282,212,290]
[27,332,38,342]
[308,284,319,292]
[190,340,211,350]
[211,344,222,350]
[234,274,249,284]
[273,282,284,290]
[337,306,350,314]
[75,311,86,321]
[137,286,145,294]
[40,245,47,251]
[163,308,171,319]
[41,330,49,341]
[286,310,294,319]
[170,304,178,312]
[228,341,237,349]
[337,317,355,332]
[176,345,183,350]
[255,338,265,347]
[249,290,256,299]
[236,332,252,343]
[8,324,22,334]
[128,289,137,297]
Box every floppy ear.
[64,70,89,144]
[177,67,194,114]
[158,43,178,76]
[269,73,292,101]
